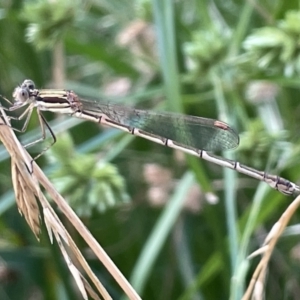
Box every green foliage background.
[1,0,300,299]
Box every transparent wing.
[79,99,239,152]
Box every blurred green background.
[1,0,300,299]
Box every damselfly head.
[12,79,36,105]
[12,86,30,104]
[21,79,35,91]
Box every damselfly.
[6,79,300,196]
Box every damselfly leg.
[1,81,57,159]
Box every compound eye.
[13,87,29,102]
[21,79,35,91]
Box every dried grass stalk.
[242,195,300,300]
[0,106,141,300]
